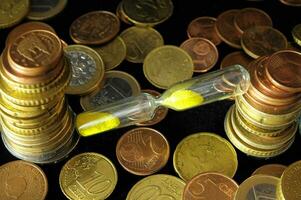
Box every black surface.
[0,0,301,199]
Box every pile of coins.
[225,50,301,158]
[0,23,79,163]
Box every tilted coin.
[143,45,194,89]
[80,70,140,111]
[126,174,185,200]
[241,26,287,59]
[183,172,239,200]
[252,164,286,178]
[59,152,118,200]
[279,0,301,6]
[65,45,105,95]
[70,11,120,45]
[27,0,67,20]
[92,36,126,71]
[180,37,219,72]
[0,160,48,200]
[116,1,132,25]
[173,132,238,181]
[120,26,164,63]
[116,127,170,175]
[220,51,253,70]
[292,24,301,47]
[187,16,221,45]
[0,0,29,29]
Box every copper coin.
[220,51,253,70]
[215,9,242,49]
[265,50,301,93]
[241,26,287,59]
[234,8,272,34]
[136,89,168,126]
[183,172,238,200]
[280,0,301,6]
[180,37,218,72]
[187,16,221,45]
[116,127,170,176]
[70,11,120,45]
[252,164,286,178]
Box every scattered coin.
[279,0,301,6]
[252,164,286,178]
[220,51,253,70]
[27,0,68,20]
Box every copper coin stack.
[0,25,79,164]
[225,50,301,158]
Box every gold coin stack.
[0,28,79,163]
[225,50,301,158]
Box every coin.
[234,175,279,199]
[60,152,117,200]
[180,37,218,72]
[136,89,168,126]
[116,2,132,25]
[220,51,253,70]
[80,70,141,111]
[187,16,221,45]
[92,36,126,71]
[143,45,194,89]
[0,160,48,200]
[27,0,67,20]
[122,0,174,26]
[183,172,239,200]
[0,0,29,29]
[120,26,163,63]
[252,164,286,178]
[215,9,242,49]
[116,127,169,175]
[234,8,272,34]
[241,26,287,59]
[279,0,301,6]
[69,11,120,45]
[126,174,185,200]
[64,45,105,95]
[173,132,238,181]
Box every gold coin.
[120,26,164,63]
[27,0,67,20]
[234,175,279,199]
[92,36,126,71]
[173,132,238,181]
[292,24,301,47]
[59,152,117,200]
[80,70,140,111]
[0,160,48,200]
[143,45,194,89]
[65,45,105,95]
[0,0,29,29]
[126,174,185,200]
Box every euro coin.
[27,0,67,20]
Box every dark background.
[0,0,301,199]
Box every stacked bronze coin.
[0,24,79,164]
[225,50,301,158]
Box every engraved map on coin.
[246,183,276,199]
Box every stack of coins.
[225,50,301,158]
[0,25,79,163]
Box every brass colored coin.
[143,45,194,89]
[234,8,272,34]
[173,132,238,181]
[80,70,141,111]
[280,0,301,6]
[215,9,242,49]
[0,160,48,200]
[122,0,174,26]
[0,0,29,29]
[27,0,67,20]
[220,51,253,70]
[120,26,164,63]
[70,11,120,45]
[183,172,239,200]
[241,26,288,59]
[234,175,279,200]
[292,24,301,47]
[136,89,168,126]
[92,36,126,71]
[116,127,170,176]
[65,45,105,95]
[252,164,286,178]
[180,37,219,72]
[60,152,118,200]
[126,174,185,200]
[116,2,132,25]
[187,16,222,45]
